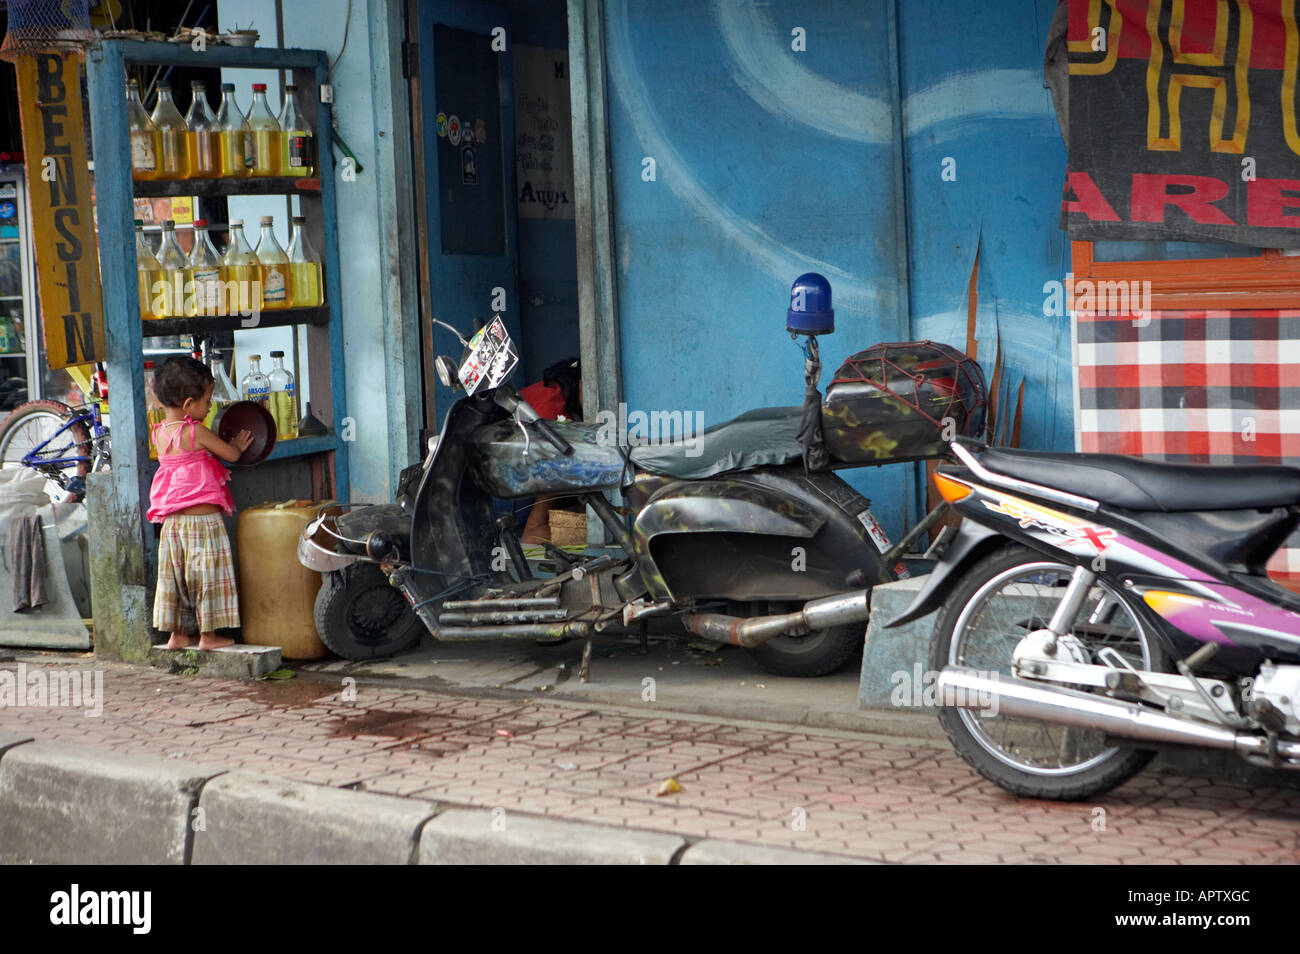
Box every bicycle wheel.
[0,400,92,503]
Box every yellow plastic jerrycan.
[237,499,335,659]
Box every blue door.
[414,1,520,426]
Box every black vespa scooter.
[298,275,986,677]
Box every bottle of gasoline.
[267,350,298,440]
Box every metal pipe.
[936,666,1300,763]
[883,501,948,567]
[437,609,569,625]
[950,439,1099,513]
[683,591,870,649]
[441,596,560,611]
[436,622,593,641]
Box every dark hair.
[154,356,213,409]
[543,357,581,420]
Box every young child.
[147,357,253,651]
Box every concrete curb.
[0,742,225,864]
[0,738,863,865]
[192,772,440,865]
[419,808,685,865]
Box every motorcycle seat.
[630,406,804,479]
[976,445,1300,512]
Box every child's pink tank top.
[146,417,236,523]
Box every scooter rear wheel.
[746,601,863,677]
[314,562,425,660]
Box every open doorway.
[405,0,580,439]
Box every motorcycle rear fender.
[884,520,1006,627]
[632,470,891,604]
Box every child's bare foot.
[166,633,197,649]
[197,633,236,650]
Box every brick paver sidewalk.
[2,656,1299,863]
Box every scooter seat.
[630,406,804,479]
[977,445,1300,512]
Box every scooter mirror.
[434,355,460,389]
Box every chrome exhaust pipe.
[684,591,869,649]
[937,666,1300,763]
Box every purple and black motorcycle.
[890,436,1300,800]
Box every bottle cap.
[259,215,274,225]
[221,83,235,91]
[229,218,243,226]
[284,84,297,91]
[157,81,171,91]
[193,218,207,228]
[143,361,154,369]
[250,354,262,361]
[292,216,305,224]
[163,219,175,228]
[134,218,143,227]
[252,83,267,92]
[270,350,284,358]
[191,80,205,87]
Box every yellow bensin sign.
[15,53,104,369]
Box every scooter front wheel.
[314,563,426,660]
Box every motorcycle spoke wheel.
[930,544,1167,800]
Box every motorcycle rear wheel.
[929,544,1170,801]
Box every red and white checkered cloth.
[1076,309,1300,591]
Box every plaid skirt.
[153,513,240,634]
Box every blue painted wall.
[898,0,1072,453]
[603,0,915,536]
[603,0,1074,538]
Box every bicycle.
[0,367,111,504]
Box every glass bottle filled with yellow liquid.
[127,79,159,181]
[267,350,298,440]
[186,219,224,317]
[254,216,290,310]
[156,219,189,318]
[278,84,315,177]
[135,219,166,319]
[184,81,220,178]
[205,350,241,429]
[286,215,324,307]
[221,218,262,315]
[246,83,281,177]
[150,82,189,180]
[215,83,251,178]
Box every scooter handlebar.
[534,418,575,456]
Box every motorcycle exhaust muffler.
[937,666,1300,763]
[683,591,869,649]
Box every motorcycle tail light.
[933,472,973,504]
